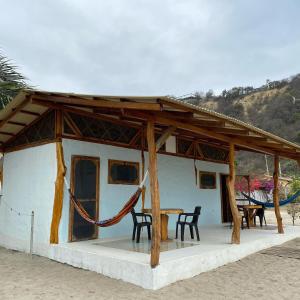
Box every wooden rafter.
[0,97,31,130]
[32,99,142,129]
[33,95,162,111]
[0,132,15,136]
[3,108,53,148]
[20,110,40,117]
[160,99,300,152]
[124,111,278,156]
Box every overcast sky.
[1,0,300,96]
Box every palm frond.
[0,53,28,109]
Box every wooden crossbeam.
[33,95,162,111]
[63,112,82,137]
[155,126,176,151]
[129,129,142,146]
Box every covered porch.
[49,224,300,289]
[1,90,300,287]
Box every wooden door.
[69,156,100,242]
[220,174,232,223]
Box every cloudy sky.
[1,0,300,96]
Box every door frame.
[219,173,231,223]
[68,155,100,242]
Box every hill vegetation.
[180,74,300,176]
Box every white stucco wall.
[0,143,56,253]
[61,139,229,241]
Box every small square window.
[108,160,140,185]
[199,171,216,189]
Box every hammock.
[64,170,148,227]
[241,190,300,208]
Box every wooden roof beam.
[31,99,142,129]
[160,99,300,151]
[33,95,162,111]
[125,111,276,155]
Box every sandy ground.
[0,210,298,300]
[265,207,298,226]
[1,237,300,300]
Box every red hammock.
[68,187,142,227]
[65,171,147,227]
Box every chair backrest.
[192,206,201,224]
[131,208,137,224]
[256,208,265,217]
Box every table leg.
[161,214,169,241]
[249,209,255,227]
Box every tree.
[205,89,214,98]
[0,53,27,109]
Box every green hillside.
[181,74,300,176]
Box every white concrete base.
[45,225,300,289]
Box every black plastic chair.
[176,206,201,241]
[131,208,152,243]
[253,207,267,227]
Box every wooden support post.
[226,143,241,244]
[141,129,146,210]
[49,141,66,243]
[273,154,284,234]
[55,109,63,139]
[146,119,161,268]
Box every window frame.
[199,171,217,189]
[108,159,140,185]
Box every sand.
[1,237,300,300]
[0,209,298,300]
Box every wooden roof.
[1,89,300,162]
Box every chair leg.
[246,215,250,229]
[259,216,263,227]
[181,224,185,241]
[176,222,178,239]
[137,226,142,243]
[147,225,151,240]
[132,224,136,241]
[264,216,267,226]
[194,225,200,241]
[189,225,194,239]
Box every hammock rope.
[64,170,149,227]
[241,190,300,208]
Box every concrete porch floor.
[49,224,300,290]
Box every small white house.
[0,90,299,288]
